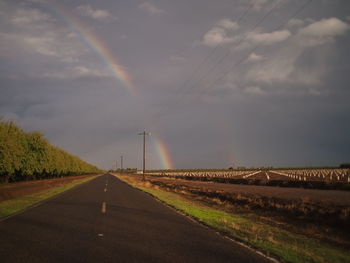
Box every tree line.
[0,119,102,183]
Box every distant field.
[147,168,350,190]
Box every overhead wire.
[196,0,313,99]
[179,0,283,99]
[147,0,261,125]
[173,0,257,93]
[146,0,312,130]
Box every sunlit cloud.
[138,2,164,16]
[77,4,117,21]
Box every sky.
[1,0,350,170]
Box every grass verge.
[116,174,350,263]
[0,175,100,219]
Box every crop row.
[147,168,350,183]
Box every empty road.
[0,174,272,262]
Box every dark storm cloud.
[1,0,349,169]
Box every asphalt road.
[0,174,272,263]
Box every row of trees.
[0,119,102,183]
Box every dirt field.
[0,175,97,202]
[147,176,350,206]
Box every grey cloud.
[298,17,349,46]
[287,18,304,28]
[224,17,350,95]
[77,4,117,21]
[246,29,291,45]
[11,7,53,26]
[202,27,236,46]
[138,2,164,16]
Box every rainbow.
[153,137,174,170]
[47,1,135,94]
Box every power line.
[174,0,257,95]
[197,0,313,98]
[146,0,311,136]
[147,0,264,125]
[180,0,282,99]
[151,1,282,123]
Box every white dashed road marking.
[102,202,106,213]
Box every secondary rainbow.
[47,1,135,94]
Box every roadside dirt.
[0,175,97,202]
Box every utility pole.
[138,130,150,181]
[120,155,123,173]
[115,160,118,172]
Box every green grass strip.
[0,175,100,218]
[118,175,350,263]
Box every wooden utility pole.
[138,130,150,181]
